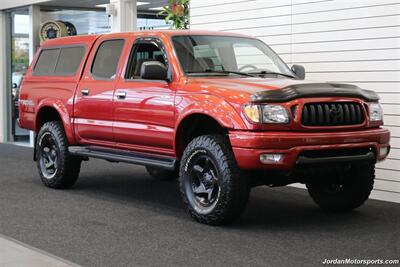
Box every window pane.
[33,49,60,75]
[233,44,279,72]
[92,39,124,79]
[55,46,85,75]
[126,43,166,79]
[172,35,292,75]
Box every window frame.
[170,34,294,77]
[90,38,126,81]
[32,44,87,77]
[124,37,172,83]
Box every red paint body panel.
[19,35,100,145]
[18,30,391,171]
[73,34,128,145]
[230,128,390,170]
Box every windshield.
[172,35,293,77]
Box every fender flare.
[173,94,247,156]
[35,99,75,145]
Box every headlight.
[262,105,290,123]
[243,104,289,123]
[369,103,383,122]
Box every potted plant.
[158,0,189,29]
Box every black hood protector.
[250,83,379,103]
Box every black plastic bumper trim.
[296,151,376,165]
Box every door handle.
[116,91,127,100]
[81,89,89,96]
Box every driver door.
[113,37,176,156]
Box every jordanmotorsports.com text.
[322,258,399,265]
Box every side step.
[68,146,176,170]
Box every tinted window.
[92,39,125,79]
[33,48,60,75]
[55,46,86,75]
[125,42,166,79]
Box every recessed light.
[96,2,150,7]
[149,7,164,10]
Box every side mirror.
[12,83,18,89]
[140,61,169,81]
[291,64,305,80]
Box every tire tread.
[179,134,249,225]
[36,121,81,189]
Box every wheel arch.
[173,94,247,159]
[35,100,75,145]
[174,113,230,159]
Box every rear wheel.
[306,163,375,211]
[179,135,249,225]
[36,121,81,189]
[146,166,178,181]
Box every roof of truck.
[41,30,254,48]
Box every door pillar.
[110,0,137,32]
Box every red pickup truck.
[19,30,390,225]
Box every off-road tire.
[179,135,249,225]
[146,166,178,181]
[36,121,81,189]
[306,163,375,211]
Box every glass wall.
[10,8,30,142]
[40,8,110,34]
[137,16,170,30]
[41,8,170,33]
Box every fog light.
[379,146,389,158]
[260,154,284,164]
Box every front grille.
[301,102,364,126]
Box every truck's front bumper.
[229,128,390,170]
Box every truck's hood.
[186,77,379,103]
[187,77,307,95]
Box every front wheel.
[179,135,249,225]
[306,163,375,211]
[36,121,81,189]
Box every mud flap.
[33,133,37,161]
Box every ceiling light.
[97,2,149,8]
[149,7,164,10]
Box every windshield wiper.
[187,69,255,77]
[248,70,295,79]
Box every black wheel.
[179,135,249,225]
[306,163,375,211]
[146,166,178,181]
[36,121,81,189]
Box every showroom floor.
[0,143,398,266]
[0,234,78,266]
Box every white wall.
[0,11,8,143]
[190,0,400,203]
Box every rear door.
[74,35,127,147]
